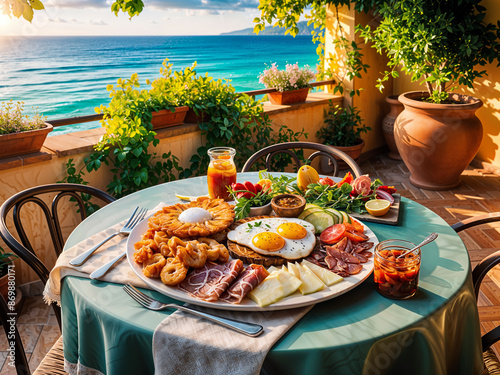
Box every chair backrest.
[452,213,500,354]
[0,183,116,325]
[241,141,363,178]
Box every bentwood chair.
[0,183,116,375]
[452,213,500,374]
[241,141,363,178]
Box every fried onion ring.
[160,257,188,286]
[142,253,167,278]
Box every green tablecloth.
[61,173,484,375]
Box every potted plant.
[356,0,500,189]
[258,63,316,105]
[316,102,371,172]
[0,100,53,159]
[0,246,16,302]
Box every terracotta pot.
[0,122,53,159]
[382,95,404,160]
[151,106,189,129]
[395,91,483,190]
[268,87,309,105]
[184,108,207,124]
[320,139,365,173]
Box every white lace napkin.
[43,203,166,305]
[153,304,313,375]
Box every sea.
[0,35,318,135]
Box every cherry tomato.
[319,177,335,186]
[254,183,263,194]
[319,224,346,244]
[231,182,245,191]
[231,182,253,199]
[243,181,256,195]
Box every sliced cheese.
[301,259,343,286]
[248,273,284,307]
[287,262,300,279]
[267,265,279,274]
[274,269,302,297]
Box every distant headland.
[221,21,317,36]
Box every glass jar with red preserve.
[207,147,237,201]
[373,239,421,299]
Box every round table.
[61,173,484,375]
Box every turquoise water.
[0,35,318,135]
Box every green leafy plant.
[254,1,369,97]
[316,102,371,147]
[61,60,186,198]
[253,0,500,104]
[0,246,16,276]
[358,0,500,103]
[0,100,47,135]
[181,70,307,177]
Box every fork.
[70,206,148,266]
[123,284,264,337]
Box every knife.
[89,252,126,279]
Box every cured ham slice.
[220,264,269,304]
[353,242,374,253]
[178,259,243,302]
[325,247,361,264]
[346,263,363,275]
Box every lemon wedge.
[175,194,208,201]
[365,199,391,217]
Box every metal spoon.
[397,232,438,259]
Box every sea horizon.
[0,35,318,135]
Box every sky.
[0,0,263,36]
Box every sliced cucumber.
[340,211,352,224]
[304,211,335,234]
[324,208,342,224]
[298,206,324,220]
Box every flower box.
[151,106,189,130]
[0,122,53,159]
[268,88,310,105]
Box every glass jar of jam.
[374,239,421,299]
[207,147,236,201]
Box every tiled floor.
[1,152,500,374]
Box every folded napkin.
[153,304,313,375]
[43,203,166,305]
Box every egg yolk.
[252,232,286,252]
[277,222,307,240]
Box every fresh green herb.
[228,186,273,220]
[246,221,263,232]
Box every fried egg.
[227,218,316,260]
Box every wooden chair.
[0,183,116,375]
[452,213,500,374]
[241,141,363,178]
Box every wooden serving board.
[350,194,402,226]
